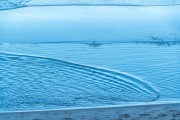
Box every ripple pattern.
[0,53,159,111]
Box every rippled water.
[0,52,159,111]
[0,42,179,111]
[0,0,180,112]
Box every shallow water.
[0,51,159,111]
[0,0,180,112]
[0,42,180,111]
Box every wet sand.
[0,102,180,120]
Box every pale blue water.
[0,51,160,111]
[0,0,180,112]
[0,42,180,111]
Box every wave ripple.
[0,53,159,110]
